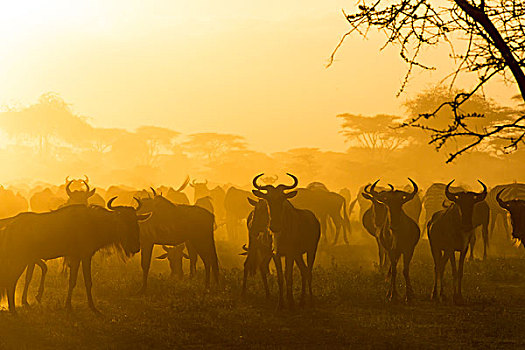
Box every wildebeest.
[291,184,351,245]
[427,180,487,304]
[241,198,274,298]
[0,186,28,219]
[29,187,64,212]
[155,244,190,279]
[136,191,219,292]
[195,196,214,214]
[164,177,191,205]
[190,179,209,202]
[252,173,320,309]
[224,186,255,241]
[487,183,525,238]
[361,184,388,269]
[367,179,420,302]
[63,176,96,206]
[495,189,525,242]
[0,198,150,313]
[424,183,490,260]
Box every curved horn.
[442,199,450,209]
[364,183,372,194]
[107,196,118,210]
[66,179,73,197]
[477,180,488,200]
[242,244,248,251]
[281,173,298,190]
[445,180,456,201]
[253,173,265,190]
[82,179,90,192]
[162,245,169,252]
[176,176,190,192]
[65,176,70,184]
[150,187,157,197]
[191,179,197,187]
[388,184,394,191]
[204,179,208,185]
[496,188,509,209]
[407,178,418,197]
[84,175,89,183]
[133,197,142,211]
[369,179,381,196]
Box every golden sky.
[0,0,518,153]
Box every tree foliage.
[330,0,525,162]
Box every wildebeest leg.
[259,265,270,299]
[65,258,80,312]
[332,215,343,246]
[295,255,308,306]
[455,249,467,305]
[306,250,316,303]
[82,256,100,314]
[186,242,198,278]
[320,217,328,244]
[22,263,35,306]
[482,222,489,261]
[431,251,441,301]
[439,250,452,301]
[139,243,154,294]
[387,252,400,301]
[35,259,47,303]
[468,232,476,261]
[402,251,415,303]
[7,280,18,314]
[203,259,211,290]
[375,237,383,270]
[284,256,294,309]
[489,213,497,238]
[273,255,284,310]
[450,253,458,300]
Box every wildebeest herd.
[0,174,524,315]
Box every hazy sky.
[0,0,518,153]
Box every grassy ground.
[1,227,525,349]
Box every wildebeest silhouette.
[487,183,525,238]
[163,176,191,205]
[367,179,420,302]
[224,186,255,241]
[155,244,190,279]
[136,191,219,292]
[291,184,351,245]
[252,173,320,309]
[496,189,525,243]
[240,198,274,298]
[424,182,490,260]
[0,198,150,314]
[361,184,388,269]
[427,180,487,304]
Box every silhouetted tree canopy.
[338,114,411,151]
[330,0,525,162]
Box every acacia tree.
[338,114,413,151]
[329,0,525,162]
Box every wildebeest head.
[252,173,298,233]
[156,244,189,278]
[190,179,210,200]
[445,180,487,232]
[65,176,96,205]
[107,196,151,256]
[368,178,418,212]
[362,183,388,228]
[496,189,525,241]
